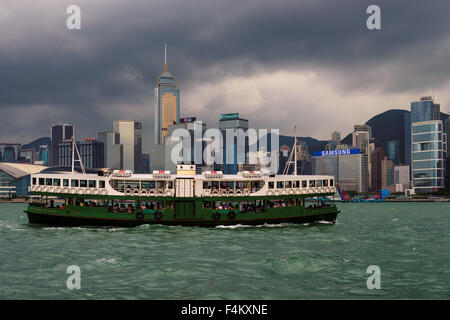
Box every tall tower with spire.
[154,44,180,144]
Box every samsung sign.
[312,149,361,157]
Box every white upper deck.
[29,165,336,197]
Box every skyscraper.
[38,145,49,166]
[404,112,412,166]
[411,120,446,193]
[352,124,371,154]
[386,139,400,165]
[97,131,123,169]
[154,45,180,145]
[370,147,384,192]
[58,138,104,169]
[113,120,142,172]
[218,113,249,174]
[51,124,74,166]
[411,96,440,123]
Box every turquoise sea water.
[0,202,448,299]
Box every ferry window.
[277,181,283,189]
[89,180,96,188]
[32,177,36,185]
[235,181,246,190]
[301,180,307,188]
[39,178,45,185]
[221,181,234,190]
[80,180,87,188]
[268,181,274,189]
[309,180,315,187]
[53,179,60,186]
[294,181,300,188]
[71,180,79,187]
[212,181,220,190]
[99,181,105,188]
[165,201,173,209]
[156,181,165,189]
[323,180,328,187]
[203,181,212,189]
[63,179,69,187]
[285,181,292,188]
[316,180,323,187]
[141,181,151,189]
[203,201,211,209]
[167,181,173,189]
[46,178,52,186]
[330,179,334,186]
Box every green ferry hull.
[25,197,339,227]
[25,210,338,227]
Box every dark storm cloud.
[1,0,450,142]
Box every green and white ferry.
[25,163,340,227]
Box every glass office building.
[51,124,74,166]
[58,139,104,169]
[404,112,411,166]
[411,120,447,192]
[113,120,142,172]
[312,149,368,193]
[218,113,249,174]
[387,139,400,165]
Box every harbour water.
[0,202,448,299]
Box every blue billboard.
[312,149,361,157]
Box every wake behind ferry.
[25,164,340,227]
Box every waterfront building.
[19,149,36,164]
[370,147,384,192]
[58,139,104,169]
[381,156,394,191]
[149,144,165,171]
[394,165,410,191]
[38,145,49,166]
[0,162,47,197]
[97,131,123,169]
[312,148,368,193]
[444,118,450,189]
[0,143,21,163]
[78,138,105,169]
[352,124,371,154]
[154,45,180,145]
[386,139,401,165]
[331,131,341,143]
[404,112,412,166]
[163,120,207,173]
[411,120,446,193]
[142,154,150,174]
[51,124,74,166]
[113,120,142,172]
[218,113,249,174]
[411,96,440,123]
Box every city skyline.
[2,0,450,144]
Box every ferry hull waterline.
[25,164,340,228]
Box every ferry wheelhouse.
[25,164,340,227]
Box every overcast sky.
[1,0,450,146]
